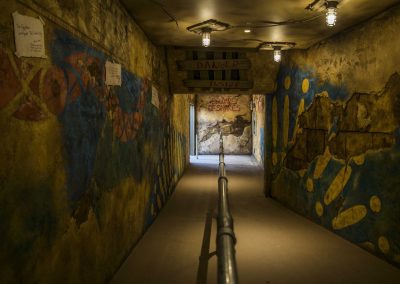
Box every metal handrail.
[217,135,238,284]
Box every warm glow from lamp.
[274,47,282,63]
[202,30,211,47]
[326,1,338,27]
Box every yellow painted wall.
[268,5,400,268]
[0,1,189,282]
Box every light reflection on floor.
[190,155,260,167]
[112,155,400,284]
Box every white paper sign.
[105,61,122,86]
[151,85,159,109]
[13,11,46,58]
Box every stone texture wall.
[197,94,252,154]
[267,4,400,267]
[171,94,195,165]
[0,0,189,283]
[252,95,266,166]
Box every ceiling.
[121,0,399,49]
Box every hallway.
[112,156,400,284]
[2,1,400,282]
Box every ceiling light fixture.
[273,47,282,63]
[244,29,251,33]
[202,28,211,47]
[187,19,230,47]
[325,1,338,26]
[258,42,296,63]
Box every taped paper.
[105,61,122,86]
[13,11,47,58]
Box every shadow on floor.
[196,210,216,284]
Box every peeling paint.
[268,4,400,268]
[197,94,252,154]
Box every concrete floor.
[111,155,400,284]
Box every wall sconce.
[202,28,211,47]
[326,1,338,26]
[259,42,296,63]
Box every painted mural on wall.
[197,94,252,154]
[0,26,188,283]
[19,0,138,73]
[267,63,400,267]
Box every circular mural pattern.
[370,195,382,213]
[284,76,291,90]
[306,178,314,192]
[43,66,68,115]
[378,236,390,254]
[315,201,324,217]
[302,78,310,94]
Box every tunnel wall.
[252,95,266,166]
[196,94,252,154]
[0,0,189,283]
[267,5,400,266]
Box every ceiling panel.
[121,0,399,49]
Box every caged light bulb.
[273,48,282,63]
[202,30,211,47]
[326,1,338,27]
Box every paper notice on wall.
[105,61,122,86]
[151,85,159,109]
[13,11,47,58]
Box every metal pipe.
[217,235,237,284]
[219,161,226,177]
[216,137,238,284]
[219,134,224,154]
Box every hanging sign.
[184,80,253,89]
[178,59,251,71]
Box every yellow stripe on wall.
[332,205,367,230]
[283,95,289,150]
[324,165,352,205]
